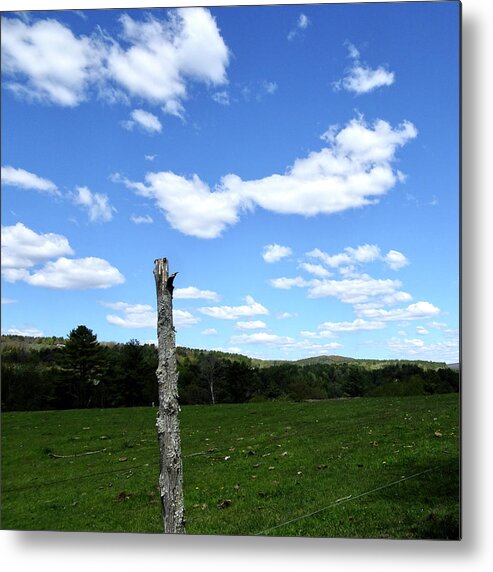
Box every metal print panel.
[1,1,460,539]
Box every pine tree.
[62,325,102,408]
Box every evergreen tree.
[62,325,102,408]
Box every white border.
[2,1,493,571]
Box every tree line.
[1,326,459,412]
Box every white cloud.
[307,244,409,272]
[230,331,342,354]
[384,249,409,270]
[262,244,292,263]
[212,90,230,106]
[103,301,155,328]
[334,42,395,95]
[145,154,156,161]
[416,326,429,335]
[270,276,311,290]
[288,13,311,41]
[115,170,242,239]
[1,223,74,270]
[240,80,278,102]
[1,17,102,107]
[299,329,336,339]
[113,116,416,239]
[107,8,229,115]
[380,291,413,305]
[103,301,199,329]
[1,165,59,195]
[1,297,17,305]
[122,109,162,133]
[201,328,218,336]
[73,186,114,222]
[298,262,331,278]
[235,320,268,330]
[427,321,458,336]
[356,301,440,322]
[2,8,230,116]
[20,257,125,289]
[346,42,360,60]
[387,336,459,362]
[131,214,153,224]
[263,81,278,95]
[173,309,201,328]
[269,271,409,308]
[308,276,402,304]
[2,326,44,337]
[316,318,386,334]
[298,14,310,30]
[388,337,424,350]
[277,312,296,320]
[199,295,269,320]
[174,286,220,301]
[1,222,124,290]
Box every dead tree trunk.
[153,258,185,534]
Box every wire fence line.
[2,406,456,496]
[254,465,442,536]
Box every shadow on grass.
[367,456,460,540]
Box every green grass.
[1,394,460,538]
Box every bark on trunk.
[153,258,186,534]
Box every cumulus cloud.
[1,16,102,106]
[20,257,125,289]
[270,276,312,290]
[114,116,416,238]
[173,309,201,328]
[334,42,395,95]
[298,262,331,278]
[106,8,229,116]
[308,275,403,304]
[230,331,342,354]
[122,109,162,133]
[1,222,124,289]
[73,186,114,222]
[235,320,268,330]
[201,327,218,336]
[262,244,292,263]
[277,311,296,320]
[1,165,59,195]
[1,222,74,271]
[317,318,386,334]
[199,295,269,320]
[307,244,409,272]
[103,301,200,329]
[387,336,458,362]
[114,170,242,239]
[384,249,410,270]
[2,326,44,337]
[174,286,220,301]
[356,301,440,321]
[2,8,230,115]
[103,301,155,328]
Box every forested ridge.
[1,328,459,412]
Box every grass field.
[1,394,460,538]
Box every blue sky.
[1,2,460,362]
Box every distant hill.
[294,354,447,370]
[1,335,448,370]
